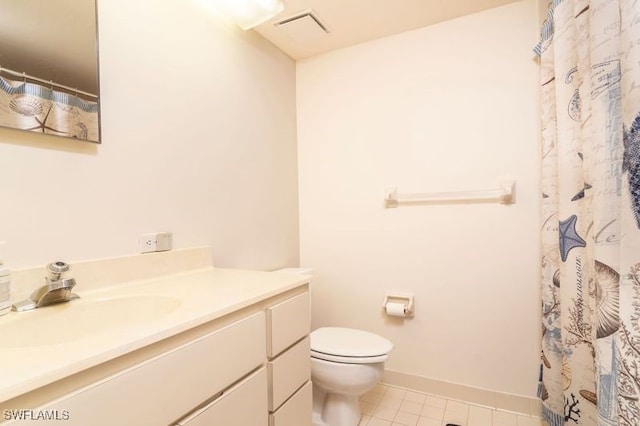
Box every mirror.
[0,0,100,143]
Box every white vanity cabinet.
[10,312,267,426]
[1,285,311,426]
[266,292,312,426]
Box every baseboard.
[381,369,542,418]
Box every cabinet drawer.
[266,292,310,358]
[268,336,310,411]
[175,368,268,426]
[268,380,312,426]
[21,312,266,426]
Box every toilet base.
[325,393,361,425]
[312,411,327,426]
[313,392,361,426]
[311,357,385,426]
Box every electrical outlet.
[138,233,158,253]
[138,232,172,254]
[156,232,172,252]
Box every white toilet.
[310,327,394,426]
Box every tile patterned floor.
[358,384,543,426]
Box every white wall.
[0,0,299,271]
[297,0,540,397]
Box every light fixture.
[225,0,285,30]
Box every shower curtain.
[537,0,640,425]
[0,76,99,142]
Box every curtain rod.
[0,66,98,100]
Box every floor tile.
[368,419,393,426]
[399,400,423,415]
[375,406,399,421]
[468,405,493,426]
[393,411,420,426]
[420,405,445,420]
[404,391,427,404]
[359,383,539,426]
[443,408,469,425]
[416,417,441,426]
[444,400,470,425]
[380,395,404,410]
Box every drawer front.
[268,380,312,426]
[175,368,268,426]
[20,312,266,426]
[266,292,310,358]
[267,336,310,411]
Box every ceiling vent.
[273,10,329,43]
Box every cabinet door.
[175,368,268,426]
[268,381,312,426]
[266,292,310,358]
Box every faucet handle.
[47,261,70,281]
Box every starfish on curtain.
[559,215,586,262]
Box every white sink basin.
[0,295,182,348]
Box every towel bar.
[384,180,515,207]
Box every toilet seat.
[310,327,393,364]
[311,350,389,364]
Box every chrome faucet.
[12,261,79,312]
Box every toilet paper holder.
[382,293,415,317]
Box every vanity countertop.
[0,266,309,403]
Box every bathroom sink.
[0,295,182,348]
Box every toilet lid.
[310,327,393,358]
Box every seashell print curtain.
[0,76,99,142]
[536,0,640,425]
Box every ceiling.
[254,0,523,60]
[0,0,523,96]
